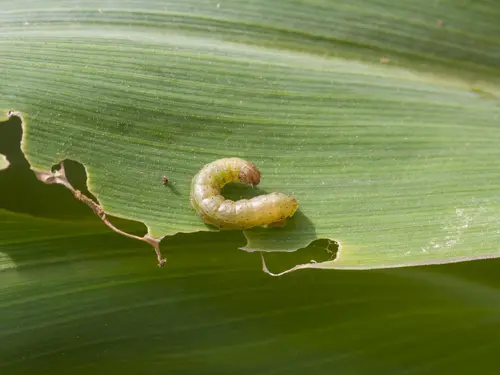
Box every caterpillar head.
[239,161,261,186]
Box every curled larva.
[190,158,298,229]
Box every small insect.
[162,175,168,185]
[190,157,298,229]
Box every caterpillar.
[190,157,298,229]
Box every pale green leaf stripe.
[2,1,500,74]
[1,0,500,268]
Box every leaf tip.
[0,154,9,171]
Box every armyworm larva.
[190,158,298,229]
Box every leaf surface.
[1,0,500,268]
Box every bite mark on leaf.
[5,110,166,267]
[258,238,340,276]
[36,161,167,267]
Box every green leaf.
[1,1,500,268]
[2,2,500,371]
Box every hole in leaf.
[0,115,92,219]
[259,238,339,274]
[0,116,151,253]
[51,158,149,238]
[51,159,98,203]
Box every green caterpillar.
[190,158,298,229]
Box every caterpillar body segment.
[190,158,298,229]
